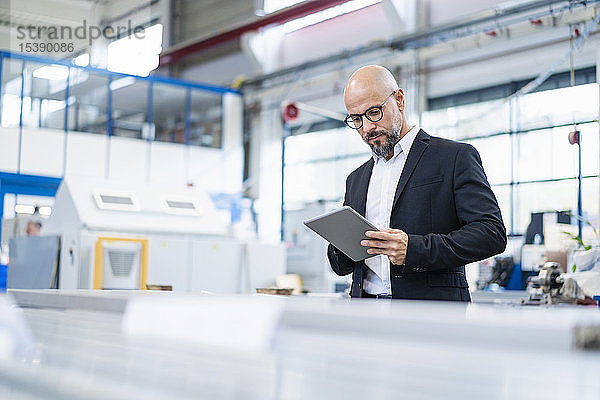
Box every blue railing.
[0,50,241,147]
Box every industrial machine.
[285,201,351,293]
[523,261,600,305]
[43,177,285,292]
[523,262,564,304]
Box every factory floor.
[1,289,599,400]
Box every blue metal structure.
[0,50,240,95]
[0,172,62,244]
[0,50,242,246]
[0,49,241,154]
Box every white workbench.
[1,289,599,400]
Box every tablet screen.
[304,206,379,262]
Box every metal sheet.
[7,236,60,289]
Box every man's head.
[26,221,42,236]
[343,65,410,159]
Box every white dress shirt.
[363,125,420,295]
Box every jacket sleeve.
[328,244,354,276]
[403,144,507,272]
[328,174,356,276]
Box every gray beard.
[365,125,402,159]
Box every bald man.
[327,65,506,301]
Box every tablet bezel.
[303,206,380,262]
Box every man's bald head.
[344,65,399,109]
[343,65,412,160]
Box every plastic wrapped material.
[557,276,586,302]
[0,294,38,361]
[571,248,600,272]
[560,271,600,299]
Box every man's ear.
[394,88,405,111]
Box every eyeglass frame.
[344,91,397,130]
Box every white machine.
[285,201,351,293]
[44,177,285,292]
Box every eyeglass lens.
[346,107,383,129]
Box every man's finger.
[367,248,388,255]
[361,239,391,249]
[365,230,395,240]
[382,227,404,234]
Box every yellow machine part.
[93,237,149,290]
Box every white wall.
[20,128,66,177]
[0,127,20,173]
[149,141,187,187]
[252,108,284,242]
[65,131,108,179]
[107,136,148,183]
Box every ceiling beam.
[159,0,350,66]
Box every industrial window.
[93,191,139,211]
[163,197,201,215]
[423,82,600,236]
[282,81,600,239]
[166,200,195,210]
[100,195,134,205]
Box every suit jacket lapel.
[392,129,430,209]
[355,158,374,217]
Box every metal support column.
[145,81,154,184]
[577,133,583,239]
[597,49,600,237]
[105,76,113,179]
[17,61,25,173]
[0,53,4,123]
[281,123,289,241]
[185,88,191,145]
[107,75,113,137]
[62,67,71,176]
[0,186,4,246]
[509,95,518,236]
[147,81,153,128]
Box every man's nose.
[360,117,377,135]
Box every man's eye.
[366,109,381,118]
[351,116,362,123]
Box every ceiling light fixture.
[283,0,380,33]
[15,204,35,215]
[38,206,52,216]
[33,66,69,81]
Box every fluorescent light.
[15,204,35,215]
[107,24,163,77]
[42,99,66,113]
[109,76,136,91]
[38,206,52,216]
[263,0,305,14]
[283,0,380,33]
[74,53,89,67]
[33,65,69,81]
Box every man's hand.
[361,228,409,265]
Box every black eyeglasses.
[344,91,396,130]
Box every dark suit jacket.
[327,129,507,301]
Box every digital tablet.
[303,206,380,262]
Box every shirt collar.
[372,124,420,164]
